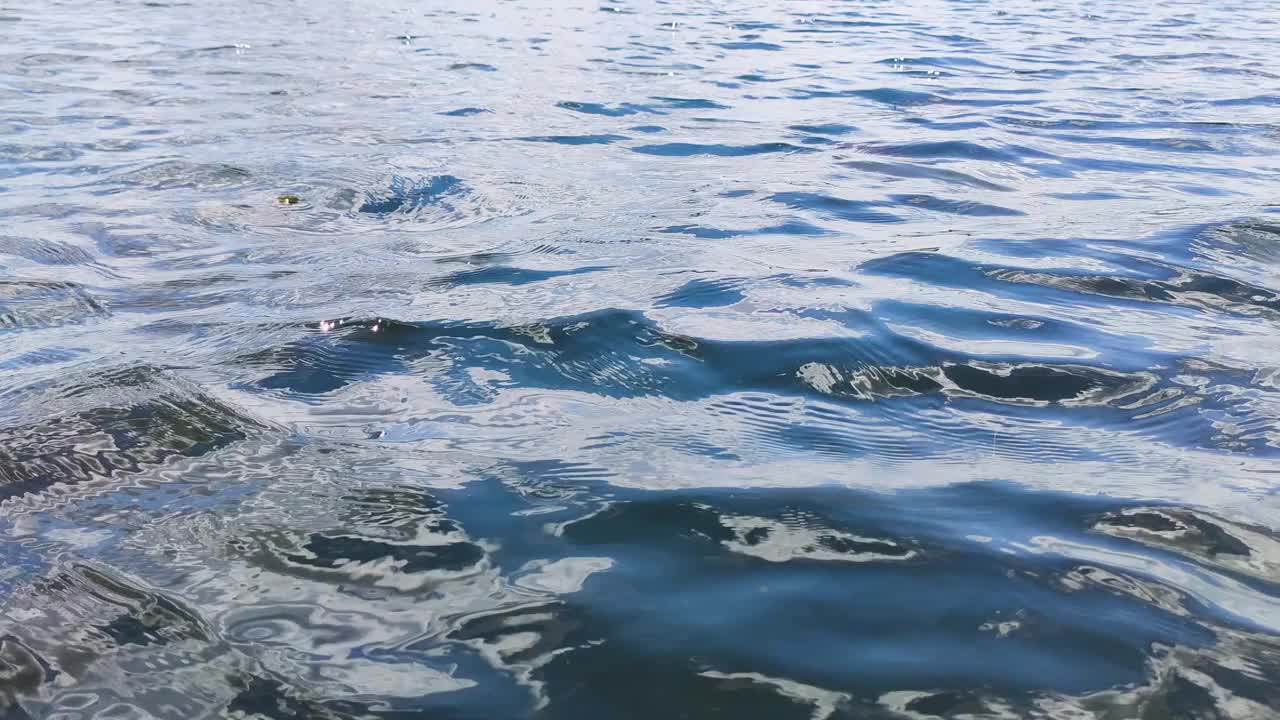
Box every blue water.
[2,0,1280,717]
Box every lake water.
[2,0,1280,717]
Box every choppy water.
[2,0,1280,717]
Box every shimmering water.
[2,0,1280,717]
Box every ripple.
[516,134,628,145]
[716,41,784,51]
[655,277,746,308]
[0,279,108,330]
[284,531,485,575]
[0,364,268,502]
[631,142,815,157]
[104,160,251,191]
[788,123,857,136]
[720,513,917,564]
[863,243,1280,320]
[447,62,497,72]
[859,139,1036,163]
[768,191,904,224]
[1093,508,1280,584]
[439,106,491,116]
[356,174,467,216]
[556,100,655,117]
[0,239,95,271]
[3,1,1280,717]
[889,193,1025,216]
[841,160,1014,191]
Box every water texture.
[2,0,1280,717]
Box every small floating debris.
[276,194,301,205]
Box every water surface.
[2,0,1280,717]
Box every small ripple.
[768,192,903,224]
[715,41,784,51]
[787,123,857,136]
[859,139,1039,163]
[101,160,251,192]
[447,62,496,72]
[556,100,655,117]
[631,142,815,157]
[720,513,917,564]
[516,134,628,145]
[0,279,109,330]
[1093,508,1280,584]
[438,106,491,116]
[357,175,465,215]
[655,277,746,308]
[0,143,81,163]
[0,364,268,502]
[889,194,1025,217]
[659,220,828,239]
[841,160,1014,191]
[863,246,1280,319]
